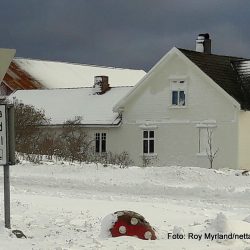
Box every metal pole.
[3,164,10,229]
[3,105,15,229]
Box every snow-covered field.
[0,160,250,250]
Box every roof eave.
[38,117,122,128]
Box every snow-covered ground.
[0,160,250,249]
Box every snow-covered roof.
[231,59,250,82]
[13,58,146,88]
[9,87,133,125]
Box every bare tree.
[59,116,93,162]
[14,100,50,154]
[206,128,219,169]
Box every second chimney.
[93,76,110,94]
[196,33,211,54]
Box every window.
[143,130,154,154]
[101,133,106,152]
[198,128,207,154]
[95,132,106,153]
[172,90,185,106]
[198,127,215,154]
[171,80,187,106]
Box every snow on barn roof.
[9,87,133,125]
[13,58,146,88]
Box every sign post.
[0,104,15,229]
[4,165,10,228]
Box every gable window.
[143,130,154,154]
[172,90,185,106]
[170,80,187,106]
[95,132,106,153]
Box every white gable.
[113,47,240,111]
[14,58,146,88]
[9,87,132,125]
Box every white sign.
[0,105,7,165]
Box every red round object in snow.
[110,210,157,240]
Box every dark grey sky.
[1,0,249,71]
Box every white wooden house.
[8,34,250,169]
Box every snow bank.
[244,215,250,223]
[201,212,250,245]
[100,213,118,238]
[0,222,28,250]
[211,212,231,233]
[0,221,9,238]
[0,161,249,249]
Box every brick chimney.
[93,76,110,94]
[196,33,211,54]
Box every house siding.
[239,111,250,170]
[114,53,239,168]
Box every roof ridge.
[178,48,248,60]
[12,86,133,91]
[13,57,146,72]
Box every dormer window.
[170,79,187,107]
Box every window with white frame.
[197,126,215,154]
[170,80,187,106]
[198,128,207,154]
[95,132,106,153]
[143,130,155,154]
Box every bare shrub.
[141,155,158,167]
[17,152,43,164]
[14,102,92,162]
[14,100,50,154]
[37,134,63,160]
[14,102,133,167]
[108,151,133,168]
[58,116,93,162]
[91,151,133,168]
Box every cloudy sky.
[1,0,249,71]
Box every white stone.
[131,217,138,225]
[119,226,126,234]
[144,231,152,240]
[117,211,124,217]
